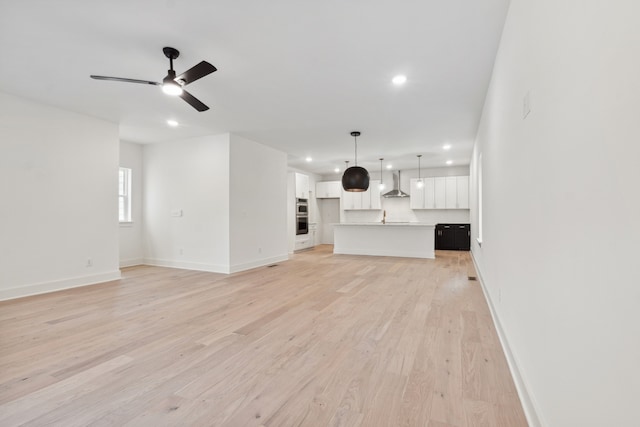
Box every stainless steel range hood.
[382,171,410,198]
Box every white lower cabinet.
[309,223,317,247]
[294,235,310,251]
[294,223,317,251]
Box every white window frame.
[119,167,132,223]
[477,154,483,246]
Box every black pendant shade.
[342,166,370,192]
[342,131,370,192]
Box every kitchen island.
[333,223,435,259]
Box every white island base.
[333,223,435,259]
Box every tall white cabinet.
[410,176,469,209]
[295,172,309,199]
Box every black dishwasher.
[435,224,470,251]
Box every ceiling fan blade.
[179,89,209,112]
[90,75,160,86]
[175,61,217,86]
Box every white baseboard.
[0,270,122,301]
[333,248,435,259]
[470,251,543,427]
[119,258,144,268]
[143,258,231,274]
[228,254,289,274]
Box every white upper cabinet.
[424,177,436,209]
[434,177,447,209]
[341,188,356,210]
[410,177,435,209]
[410,179,425,209]
[295,172,309,199]
[445,177,458,209]
[341,180,381,210]
[360,180,381,209]
[316,181,342,198]
[456,176,469,209]
[411,176,469,210]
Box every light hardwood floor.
[0,245,527,426]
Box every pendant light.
[342,131,370,192]
[379,158,385,190]
[416,154,423,188]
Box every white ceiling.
[0,0,509,175]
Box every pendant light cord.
[354,134,358,166]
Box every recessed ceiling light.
[334,167,340,173]
[305,157,312,162]
[443,144,451,150]
[167,119,179,127]
[446,160,453,165]
[386,164,393,169]
[392,75,407,85]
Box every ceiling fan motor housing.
[163,69,178,84]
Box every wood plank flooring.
[0,245,527,426]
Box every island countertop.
[333,222,435,227]
[333,223,435,259]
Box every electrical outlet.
[258,247,262,254]
[179,248,183,255]
[86,258,93,267]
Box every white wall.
[318,199,340,244]
[0,92,120,300]
[229,134,288,272]
[469,1,640,426]
[143,135,230,272]
[119,140,143,267]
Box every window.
[119,167,132,222]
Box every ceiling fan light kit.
[90,46,216,111]
[342,131,370,192]
[162,78,183,96]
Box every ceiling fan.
[90,47,216,112]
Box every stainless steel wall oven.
[296,198,309,235]
[296,198,308,215]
